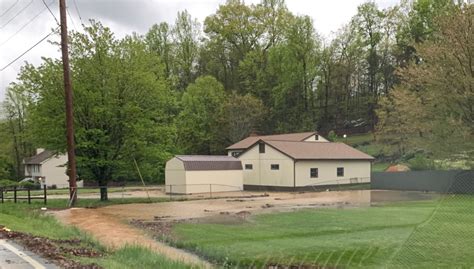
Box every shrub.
[407,155,437,171]
[19,181,41,190]
[327,130,337,142]
[0,179,18,188]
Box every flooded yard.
[52,189,439,267]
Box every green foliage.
[15,22,179,194]
[99,246,193,269]
[177,76,226,154]
[407,154,437,171]
[377,5,473,165]
[1,0,470,193]
[218,92,267,145]
[327,130,337,142]
[18,180,41,190]
[0,179,18,188]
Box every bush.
[327,130,338,142]
[407,155,437,171]
[0,179,18,188]
[19,181,41,190]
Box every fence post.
[27,189,31,204]
[209,184,212,199]
[13,186,17,203]
[43,184,47,205]
[169,185,172,201]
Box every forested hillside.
[0,0,472,183]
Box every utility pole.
[59,0,77,205]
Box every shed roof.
[176,155,243,171]
[226,131,316,150]
[24,150,56,165]
[264,140,374,160]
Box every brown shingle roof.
[176,155,242,171]
[264,140,374,160]
[24,150,56,165]
[226,131,316,150]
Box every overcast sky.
[0,0,398,102]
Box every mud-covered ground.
[0,226,102,269]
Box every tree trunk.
[100,186,108,201]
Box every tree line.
[0,0,472,187]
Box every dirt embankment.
[53,209,213,268]
[0,226,102,269]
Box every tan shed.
[165,155,243,194]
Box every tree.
[172,10,201,90]
[267,15,320,132]
[377,4,473,165]
[177,76,226,154]
[1,83,35,180]
[23,21,178,200]
[218,92,267,145]
[146,22,173,79]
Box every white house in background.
[165,155,243,194]
[226,131,374,190]
[23,148,83,188]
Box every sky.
[0,0,398,102]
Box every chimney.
[36,148,45,155]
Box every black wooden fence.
[0,185,47,204]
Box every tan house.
[165,155,243,194]
[226,132,374,190]
[24,148,83,188]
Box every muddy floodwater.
[52,190,438,267]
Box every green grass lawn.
[172,196,474,268]
[0,202,191,268]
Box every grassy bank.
[0,202,191,269]
[335,132,391,172]
[0,195,168,210]
[172,196,474,268]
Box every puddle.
[370,190,439,204]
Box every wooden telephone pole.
[59,0,77,205]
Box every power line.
[0,0,34,29]
[41,0,59,26]
[0,0,19,18]
[0,2,52,47]
[72,0,84,26]
[66,7,78,31]
[0,28,58,72]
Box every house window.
[271,164,279,170]
[310,168,318,178]
[259,143,265,153]
[245,164,253,170]
[315,135,319,140]
[337,167,344,177]
[231,151,240,157]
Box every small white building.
[24,148,83,188]
[165,155,243,194]
[226,132,374,190]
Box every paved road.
[0,240,57,269]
